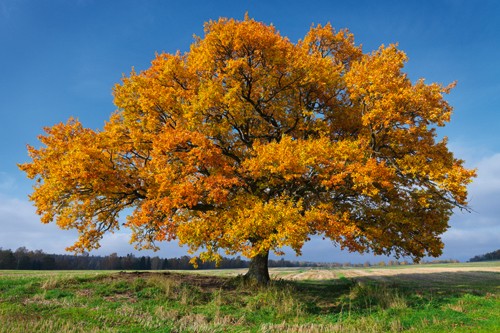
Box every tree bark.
[244,251,270,285]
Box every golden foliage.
[20,17,475,263]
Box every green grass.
[0,263,499,332]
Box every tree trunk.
[244,251,270,285]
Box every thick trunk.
[244,251,270,285]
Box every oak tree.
[20,17,475,284]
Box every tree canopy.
[20,16,475,284]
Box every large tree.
[20,17,475,284]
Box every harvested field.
[269,263,500,281]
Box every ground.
[0,262,498,332]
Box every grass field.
[0,262,499,332]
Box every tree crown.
[20,17,475,266]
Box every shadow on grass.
[353,271,499,294]
[111,270,498,311]
[286,270,499,314]
[111,270,497,316]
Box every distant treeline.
[0,247,460,270]
[0,247,317,270]
[469,249,500,262]
[0,247,245,270]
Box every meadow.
[0,262,498,332]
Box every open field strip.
[130,260,500,281]
[270,261,500,280]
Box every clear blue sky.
[1,0,499,263]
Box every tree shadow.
[287,270,499,314]
[354,270,499,294]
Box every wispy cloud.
[440,152,500,260]
[0,193,188,257]
[0,194,75,252]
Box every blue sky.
[0,0,499,263]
